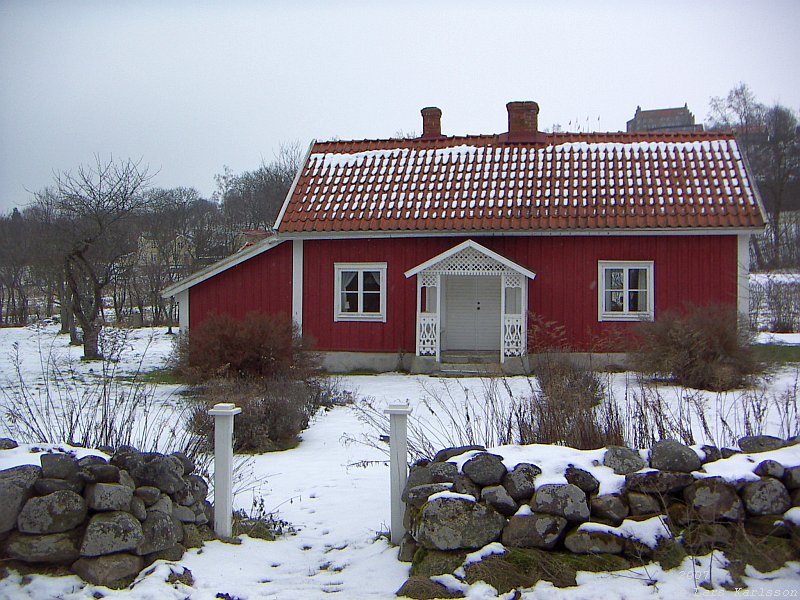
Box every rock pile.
[0,441,214,588]
[398,436,800,594]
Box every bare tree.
[0,209,31,325]
[214,141,302,248]
[708,84,800,269]
[52,156,153,359]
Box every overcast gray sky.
[1,0,799,214]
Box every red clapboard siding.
[302,235,738,352]
[189,241,293,327]
[187,234,738,353]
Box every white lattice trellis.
[425,247,509,276]
[411,244,533,362]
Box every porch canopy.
[404,240,536,362]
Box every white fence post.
[209,402,242,538]
[384,404,412,545]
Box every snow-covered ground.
[0,325,798,599]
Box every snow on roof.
[277,132,765,234]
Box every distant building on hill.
[627,104,704,133]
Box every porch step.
[437,362,503,377]
[440,351,499,365]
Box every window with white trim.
[334,263,387,322]
[598,261,654,321]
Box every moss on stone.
[465,547,631,590]
[396,575,463,599]
[409,548,467,578]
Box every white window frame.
[598,261,654,322]
[334,262,387,322]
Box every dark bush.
[189,378,320,453]
[176,312,317,383]
[517,357,624,450]
[630,304,761,391]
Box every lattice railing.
[503,315,525,357]
[418,314,438,356]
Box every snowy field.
[0,325,799,599]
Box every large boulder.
[80,511,144,556]
[0,465,42,533]
[683,478,744,522]
[531,484,590,521]
[461,453,507,486]
[406,484,452,509]
[649,440,702,473]
[626,471,694,494]
[502,463,542,501]
[738,435,784,454]
[126,453,186,494]
[429,462,459,484]
[17,490,87,534]
[72,554,143,588]
[741,478,791,516]
[784,466,800,490]
[415,496,504,550]
[627,492,662,516]
[40,453,79,479]
[433,445,485,463]
[501,513,568,549]
[136,511,177,556]
[603,446,646,475]
[78,462,120,485]
[5,529,81,564]
[564,528,625,554]
[565,466,599,494]
[591,494,629,525]
[754,460,785,479]
[402,464,433,502]
[34,477,82,495]
[84,483,133,512]
[480,485,518,516]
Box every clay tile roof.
[276,132,765,234]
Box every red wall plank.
[188,235,738,354]
[190,241,293,326]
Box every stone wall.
[398,435,800,595]
[0,440,214,588]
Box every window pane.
[629,291,647,312]
[606,291,624,312]
[363,271,381,291]
[362,291,381,313]
[605,268,624,290]
[341,292,359,312]
[341,271,358,292]
[629,268,648,290]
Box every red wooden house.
[164,101,765,373]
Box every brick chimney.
[420,106,442,138]
[506,101,544,142]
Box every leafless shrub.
[175,312,318,383]
[188,376,337,453]
[516,358,625,449]
[631,304,761,391]
[0,328,199,455]
[750,277,800,333]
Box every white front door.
[444,276,501,351]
